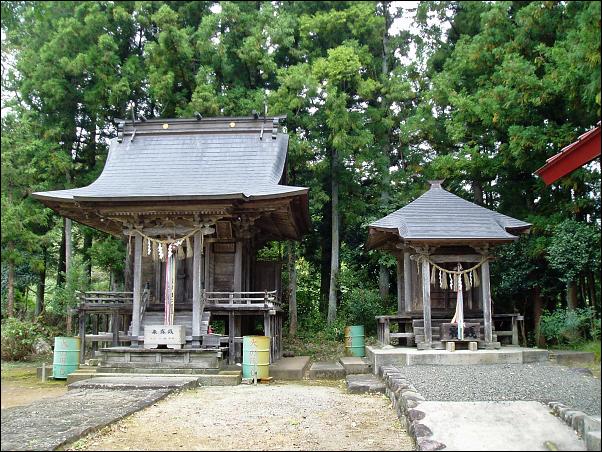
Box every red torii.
[535,122,601,185]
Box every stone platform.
[366,345,549,374]
[98,347,222,371]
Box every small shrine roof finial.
[428,180,445,189]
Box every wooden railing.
[203,290,280,308]
[77,291,133,306]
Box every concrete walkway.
[0,376,201,451]
[418,401,586,451]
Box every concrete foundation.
[366,345,546,374]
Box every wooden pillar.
[154,259,161,304]
[396,253,403,315]
[404,251,412,313]
[511,315,519,346]
[481,258,493,344]
[192,231,202,347]
[234,240,242,293]
[92,315,99,353]
[228,312,235,365]
[111,310,120,346]
[79,311,86,364]
[264,312,272,363]
[421,256,432,348]
[131,232,143,347]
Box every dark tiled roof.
[32,117,307,202]
[368,182,531,245]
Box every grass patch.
[553,340,601,361]
[1,358,67,388]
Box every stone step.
[96,366,221,375]
[68,371,241,390]
[66,370,97,385]
[548,350,596,365]
[339,356,371,375]
[308,361,345,379]
[269,356,311,380]
[346,374,385,394]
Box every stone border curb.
[548,401,601,451]
[379,365,446,451]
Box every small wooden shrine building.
[33,116,310,365]
[367,180,531,350]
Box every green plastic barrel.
[52,337,80,379]
[242,335,270,379]
[344,325,365,357]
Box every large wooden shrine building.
[33,116,310,365]
[367,181,531,350]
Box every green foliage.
[538,307,599,346]
[339,288,387,336]
[48,255,88,316]
[547,219,601,284]
[1,318,46,361]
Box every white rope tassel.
[451,264,464,340]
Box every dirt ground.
[66,382,413,451]
[1,361,67,409]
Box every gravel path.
[399,362,601,415]
[66,383,413,451]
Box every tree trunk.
[287,241,298,337]
[378,266,389,300]
[7,243,15,318]
[83,231,93,285]
[65,217,72,276]
[124,236,134,292]
[533,287,545,347]
[319,202,331,315]
[472,180,484,205]
[378,2,392,302]
[588,271,598,311]
[566,281,578,310]
[579,275,588,306]
[35,247,47,317]
[327,148,340,325]
[57,221,66,287]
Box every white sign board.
[144,324,186,349]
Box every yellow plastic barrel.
[242,335,270,379]
[52,336,80,379]
[344,325,365,357]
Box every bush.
[1,318,47,361]
[339,287,388,336]
[538,307,598,345]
